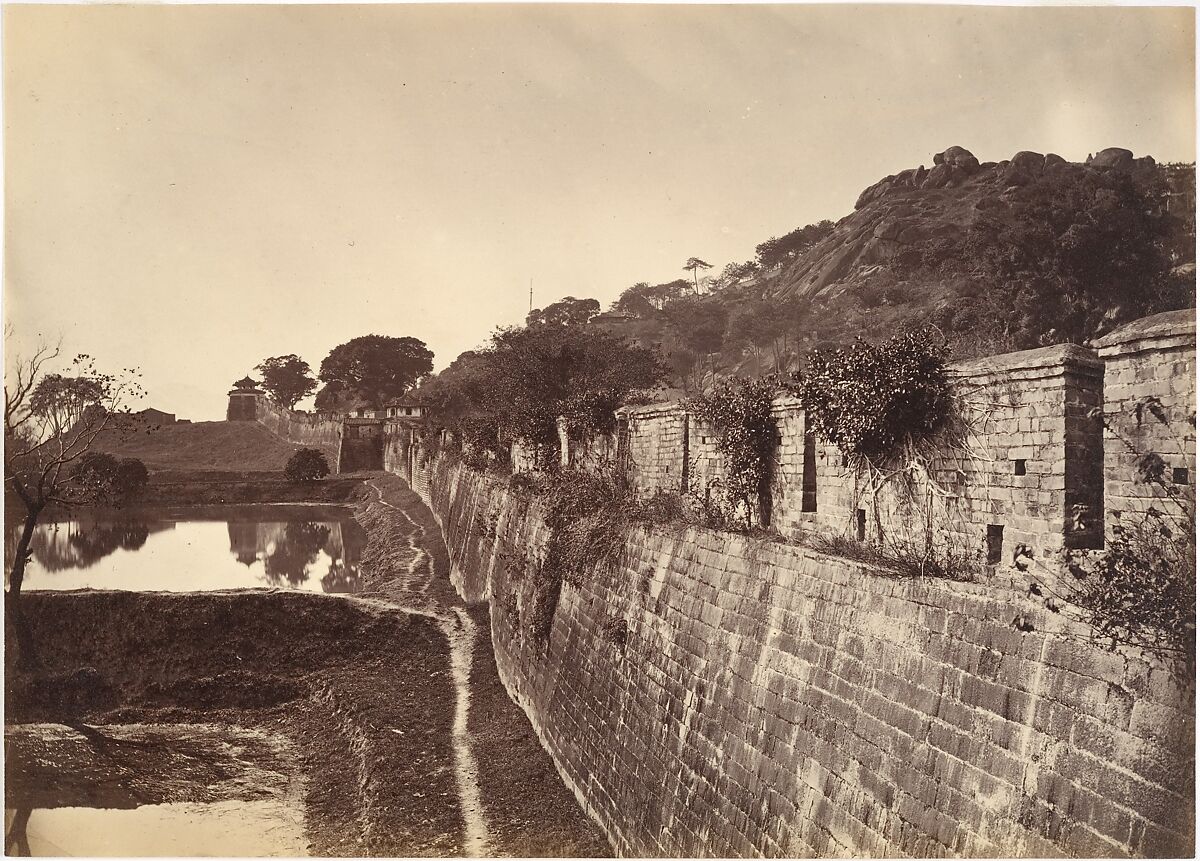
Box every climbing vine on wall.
[788,329,979,576]
[789,329,955,471]
[688,377,779,531]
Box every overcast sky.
[4,4,1195,420]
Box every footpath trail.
[355,473,611,858]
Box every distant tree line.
[248,335,435,413]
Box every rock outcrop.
[779,146,1171,300]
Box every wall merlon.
[1094,309,1197,359]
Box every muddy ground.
[5,471,611,858]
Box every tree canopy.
[755,220,835,270]
[526,296,600,328]
[424,322,665,461]
[611,279,692,316]
[256,355,317,409]
[316,335,434,410]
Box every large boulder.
[922,163,955,189]
[1011,151,1046,175]
[1088,147,1135,170]
[934,145,981,173]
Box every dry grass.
[92,421,311,472]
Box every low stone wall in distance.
[246,395,342,463]
[416,456,1195,859]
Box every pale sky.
[4,4,1195,420]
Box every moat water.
[5,505,366,593]
[4,800,309,857]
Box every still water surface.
[4,801,308,857]
[7,505,366,593]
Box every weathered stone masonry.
[1095,310,1197,538]
[227,391,425,476]
[417,458,1194,858]
[227,390,342,463]
[598,312,1193,568]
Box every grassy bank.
[92,421,312,472]
[137,469,366,505]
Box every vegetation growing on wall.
[790,329,955,469]
[502,464,685,643]
[688,378,779,531]
[789,329,984,577]
[1048,405,1197,668]
[419,316,666,468]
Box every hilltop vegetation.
[418,145,1194,460]
[586,146,1195,386]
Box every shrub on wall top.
[789,329,954,469]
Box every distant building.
[384,398,424,420]
[227,377,265,421]
[136,407,176,425]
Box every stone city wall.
[414,456,1194,858]
[583,317,1194,567]
[237,393,342,462]
[1095,309,1197,539]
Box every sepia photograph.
[2,3,1196,857]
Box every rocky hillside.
[590,145,1194,388]
[772,146,1193,306]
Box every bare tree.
[5,332,143,613]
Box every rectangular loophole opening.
[986,525,1004,565]
[1013,459,1026,476]
[1173,467,1189,485]
[801,431,818,512]
[855,509,866,542]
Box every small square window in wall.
[1013,459,1027,476]
[986,525,1004,565]
[1174,467,1190,485]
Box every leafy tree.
[427,324,665,464]
[316,335,434,409]
[790,329,952,467]
[755,220,835,269]
[611,279,692,316]
[256,355,317,409]
[70,452,120,497]
[116,458,149,497]
[710,260,761,291]
[416,350,498,450]
[726,295,800,372]
[285,449,331,482]
[661,296,728,391]
[527,296,600,328]
[66,453,147,503]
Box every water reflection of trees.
[5,808,31,856]
[262,522,330,588]
[226,519,364,593]
[5,520,169,574]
